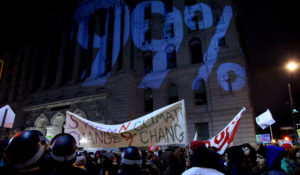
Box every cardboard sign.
[256,134,271,144]
[65,100,188,148]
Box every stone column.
[40,44,53,89]
[18,45,32,95]
[8,49,22,101]
[112,4,122,68]
[54,30,68,87]
[86,10,107,79]
[27,46,40,92]
[71,17,89,83]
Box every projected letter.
[132,1,183,88]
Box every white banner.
[0,105,15,128]
[256,109,275,130]
[200,107,246,154]
[65,100,188,148]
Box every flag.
[0,105,15,128]
[198,107,246,154]
[193,131,198,141]
[278,139,293,150]
[256,109,275,130]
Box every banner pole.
[182,100,190,161]
[269,125,273,141]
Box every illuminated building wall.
[0,0,255,144]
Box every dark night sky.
[1,1,300,137]
[237,0,300,136]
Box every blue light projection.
[77,19,89,50]
[75,0,130,86]
[192,6,243,91]
[184,3,213,30]
[73,1,246,92]
[131,1,183,88]
[217,63,246,91]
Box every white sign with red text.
[200,107,246,154]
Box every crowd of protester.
[1,130,300,175]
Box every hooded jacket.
[266,145,286,175]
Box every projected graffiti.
[191,5,246,91]
[74,1,130,86]
[74,0,246,92]
[131,1,183,88]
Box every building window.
[189,38,203,64]
[163,0,173,13]
[144,29,151,45]
[105,8,115,74]
[227,78,233,93]
[144,4,151,20]
[226,71,235,93]
[193,78,207,105]
[164,23,174,39]
[184,0,196,6]
[167,83,178,104]
[143,51,153,74]
[166,44,176,69]
[144,89,153,112]
[195,122,209,140]
[218,37,226,47]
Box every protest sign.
[198,107,246,154]
[256,134,271,144]
[65,100,188,148]
[0,105,15,128]
[256,109,275,130]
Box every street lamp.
[286,61,299,144]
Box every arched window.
[143,50,153,74]
[189,38,203,64]
[218,37,226,47]
[144,88,153,112]
[166,44,176,69]
[144,3,151,20]
[185,0,196,6]
[193,78,207,105]
[163,0,173,13]
[167,83,178,104]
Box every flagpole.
[182,100,190,161]
[269,125,273,141]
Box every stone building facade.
[0,0,256,144]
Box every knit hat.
[190,141,206,151]
[257,145,267,158]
